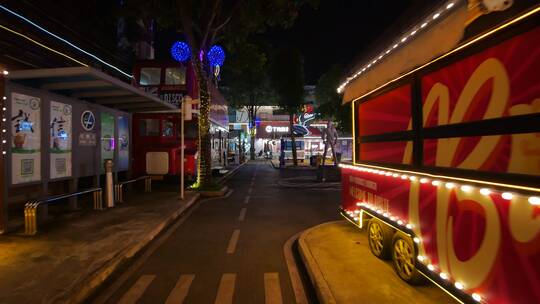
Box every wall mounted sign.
[81,110,95,131]
[100,112,115,172]
[50,101,72,179]
[79,133,97,146]
[265,125,289,133]
[11,92,41,184]
[117,115,129,171]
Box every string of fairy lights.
[340,162,540,304]
[336,0,461,94]
[1,70,7,156]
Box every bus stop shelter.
[0,66,177,233]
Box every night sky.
[154,0,439,84]
[266,0,438,84]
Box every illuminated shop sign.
[265,125,289,133]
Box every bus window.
[179,123,198,139]
[139,119,160,136]
[140,67,161,86]
[162,120,175,137]
[165,67,186,85]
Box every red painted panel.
[360,141,412,164]
[358,85,411,136]
[422,27,540,127]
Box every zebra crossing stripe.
[214,273,236,304]
[118,274,156,304]
[165,274,195,304]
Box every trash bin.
[309,155,316,166]
[336,152,342,163]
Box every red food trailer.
[339,2,540,303]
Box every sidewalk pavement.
[298,220,455,304]
[0,189,199,304]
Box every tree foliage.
[269,47,305,165]
[222,42,277,160]
[123,0,317,185]
[316,64,351,134]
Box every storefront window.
[139,68,161,86]
[165,67,186,85]
[162,120,175,137]
[139,119,160,136]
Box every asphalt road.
[98,161,341,304]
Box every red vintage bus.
[339,2,539,304]
[132,60,229,180]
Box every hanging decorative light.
[207,45,226,67]
[170,41,191,62]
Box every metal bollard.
[117,184,123,203]
[145,177,151,192]
[24,203,29,235]
[93,189,103,210]
[24,202,38,235]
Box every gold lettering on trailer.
[422,58,508,169]
[509,196,540,243]
[408,58,511,290]
[442,189,501,289]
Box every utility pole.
[180,98,185,200]
[180,96,193,200]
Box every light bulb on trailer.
[480,188,491,196]
[502,192,513,200]
[529,197,540,205]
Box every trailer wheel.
[367,219,393,259]
[391,233,424,285]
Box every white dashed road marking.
[238,208,247,221]
[226,229,240,254]
[264,272,283,304]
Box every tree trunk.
[250,131,256,160]
[289,113,298,166]
[249,106,256,160]
[194,59,213,187]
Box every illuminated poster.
[50,101,72,179]
[100,112,115,172]
[11,93,41,184]
[117,115,129,171]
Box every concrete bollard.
[104,159,114,208]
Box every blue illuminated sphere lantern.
[171,41,191,62]
[207,45,225,67]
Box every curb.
[298,221,342,304]
[66,193,200,304]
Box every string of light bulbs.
[336,1,460,93]
[0,5,132,78]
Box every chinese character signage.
[11,93,41,184]
[100,112,115,172]
[50,101,72,179]
[117,115,129,171]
